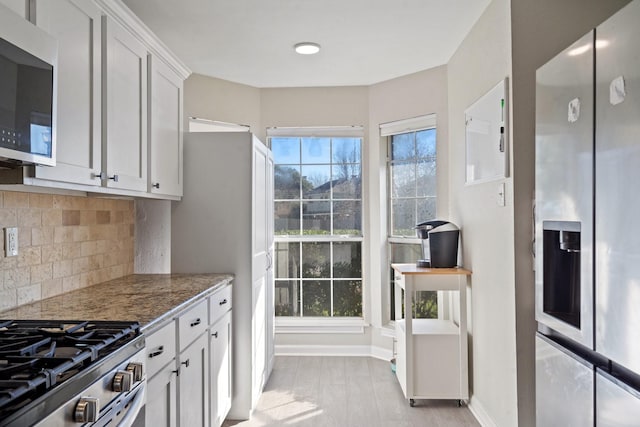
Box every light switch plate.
[4,227,18,257]
[497,183,505,207]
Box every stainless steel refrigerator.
[535,0,640,424]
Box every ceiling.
[123,0,491,88]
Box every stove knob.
[75,397,99,423]
[112,370,133,392]
[126,362,144,382]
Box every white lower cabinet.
[146,362,178,427]
[143,283,233,427]
[178,333,209,427]
[210,310,232,427]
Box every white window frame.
[381,114,439,327]
[268,126,368,333]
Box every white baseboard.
[467,396,498,427]
[275,344,393,361]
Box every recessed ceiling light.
[294,42,321,55]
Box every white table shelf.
[392,263,471,406]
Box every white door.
[146,364,178,427]
[34,0,102,185]
[265,150,275,378]
[103,16,147,191]
[149,56,183,196]
[252,138,269,404]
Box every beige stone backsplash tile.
[0,289,17,311]
[18,247,41,267]
[41,244,64,263]
[53,260,73,279]
[29,193,53,209]
[73,226,90,242]
[4,267,30,288]
[18,209,42,227]
[72,257,91,275]
[0,208,17,226]
[4,192,29,208]
[17,283,41,305]
[32,227,54,246]
[80,210,96,225]
[54,226,74,243]
[62,275,81,293]
[0,191,134,312]
[62,242,82,259]
[42,209,62,227]
[42,278,63,298]
[31,263,53,283]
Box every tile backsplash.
[0,191,134,311]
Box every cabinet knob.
[75,397,99,423]
[93,172,106,180]
[108,174,119,182]
[181,359,190,368]
[212,331,218,338]
[219,299,228,306]
[190,318,201,327]
[152,182,160,189]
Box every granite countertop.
[0,273,233,333]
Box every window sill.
[275,317,368,334]
[380,323,396,338]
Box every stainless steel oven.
[0,320,146,427]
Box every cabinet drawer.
[178,299,209,351]
[209,285,232,325]
[146,321,176,379]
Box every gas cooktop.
[0,320,142,425]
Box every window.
[385,118,438,320]
[270,133,363,318]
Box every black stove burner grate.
[0,320,140,417]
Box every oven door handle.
[117,381,146,427]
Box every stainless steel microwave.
[0,5,56,166]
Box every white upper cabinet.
[102,15,147,192]
[33,0,102,186]
[149,56,183,197]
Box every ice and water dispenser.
[542,221,581,329]
[415,220,460,268]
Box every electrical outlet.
[4,227,18,257]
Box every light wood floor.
[224,356,480,427]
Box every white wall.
[446,1,515,426]
[135,199,171,273]
[368,66,449,329]
[184,74,262,134]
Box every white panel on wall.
[465,78,509,184]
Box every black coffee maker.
[415,220,460,268]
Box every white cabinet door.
[178,333,209,427]
[210,310,232,427]
[103,15,147,191]
[34,0,102,185]
[146,363,178,427]
[149,55,183,197]
[265,151,275,378]
[251,139,270,405]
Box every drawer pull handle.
[212,331,218,338]
[190,318,201,327]
[219,299,228,306]
[149,346,164,358]
[181,359,190,368]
